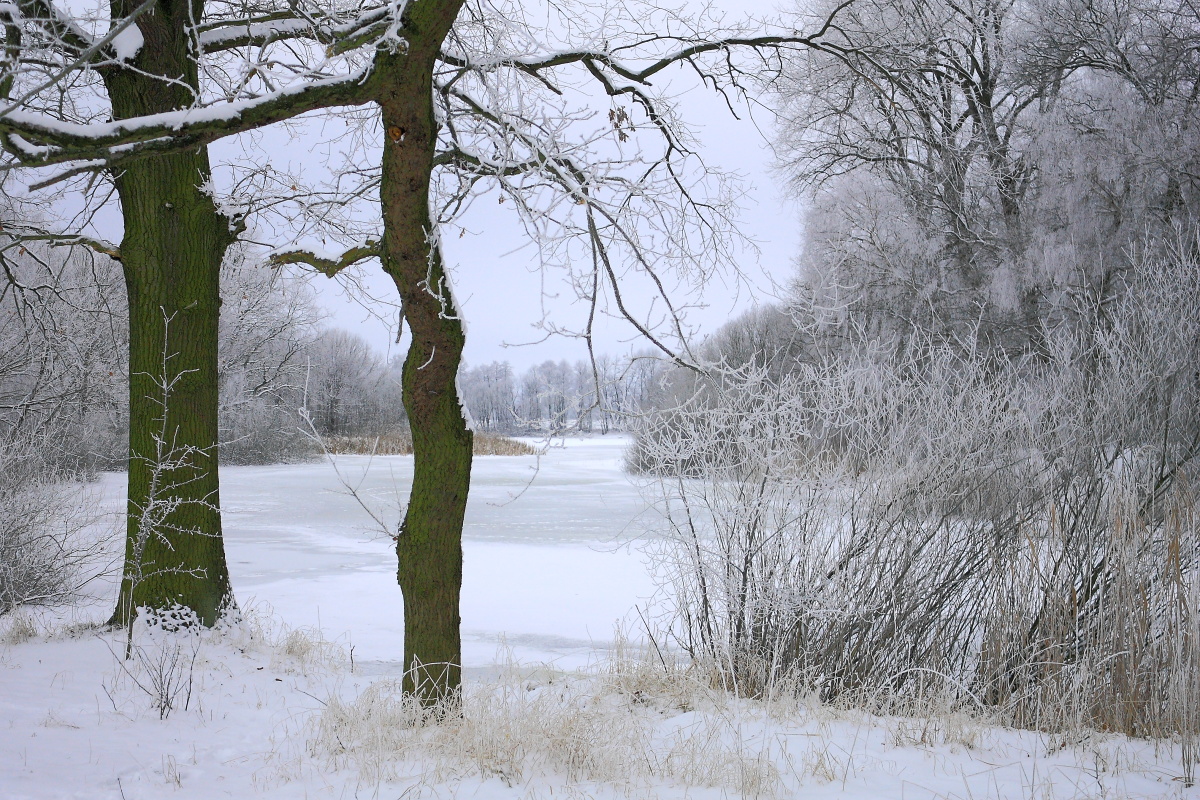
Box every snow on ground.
[1,437,1197,799]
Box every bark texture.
[376,0,470,704]
[106,0,236,626]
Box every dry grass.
[321,430,537,457]
[0,611,38,645]
[265,639,1197,799]
[321,431,414,455]
[299,648,792,797]
[473,432,539,456]
[216,602,348,674]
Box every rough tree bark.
[375,0,470,704]
[104,0,236,626]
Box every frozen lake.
[95,436,660,673]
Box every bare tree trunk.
[105,0,236,626]
[375,0,469,704]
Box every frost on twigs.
[0,439,110,617]
[633,248,1200,772]
[99,603,347,722]
[102,606,203,721]
[117,311,227,649]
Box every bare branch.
[268,240,380,277]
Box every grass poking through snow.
[2,611,1196,799]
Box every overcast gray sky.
[340,115,796,371]
[311,85,802,372]
[52,0,805,372]
[284,0,809,372]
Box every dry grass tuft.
[299,648,791,797]
[321,430,536,457]
[207,602,348,675]
[321,431,414,455]
[0,611,38,645]
[472,433,539,456]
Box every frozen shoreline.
[2,436,1196,799]
[91,435,659,670]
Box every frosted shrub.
[218,391,316,465]
[0,438,107,615]
[639,345,1030,699]
[637,250,1200,754]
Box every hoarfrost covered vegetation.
[636,253,1200,735]
[2,0,1200,793]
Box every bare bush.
[637,248,1200,754]
[104,607,203,720]
[0,437,108,615]
[639,342,1029,699]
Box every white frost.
[0,66,372,143]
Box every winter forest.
[2,0,1200,797]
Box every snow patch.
[110,23,143,62]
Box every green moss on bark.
[375,0,469,703]
[105,0,235,626]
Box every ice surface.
[92,435,658,671]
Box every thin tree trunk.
[375,0,468,704]
[105,0,236,626]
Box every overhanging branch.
[0,68,374,168]
[268,240,380,277]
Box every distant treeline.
[458,356,663,434]
[0,244,418,468]
[0,241,661,472]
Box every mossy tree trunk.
[375,0,469,704]
[104,0,236,627]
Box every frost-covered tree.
[459,361,517,432]
[303,328,405,438]
[775,0,1046,349]
[777,0,1200,352]
[0,0,848,702]
[0,0,252,625]
[0,242,126,471]
[459,354,663,433]
[217,251,324,464]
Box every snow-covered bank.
[2,614,1196,800]
[2,436,1196,799]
